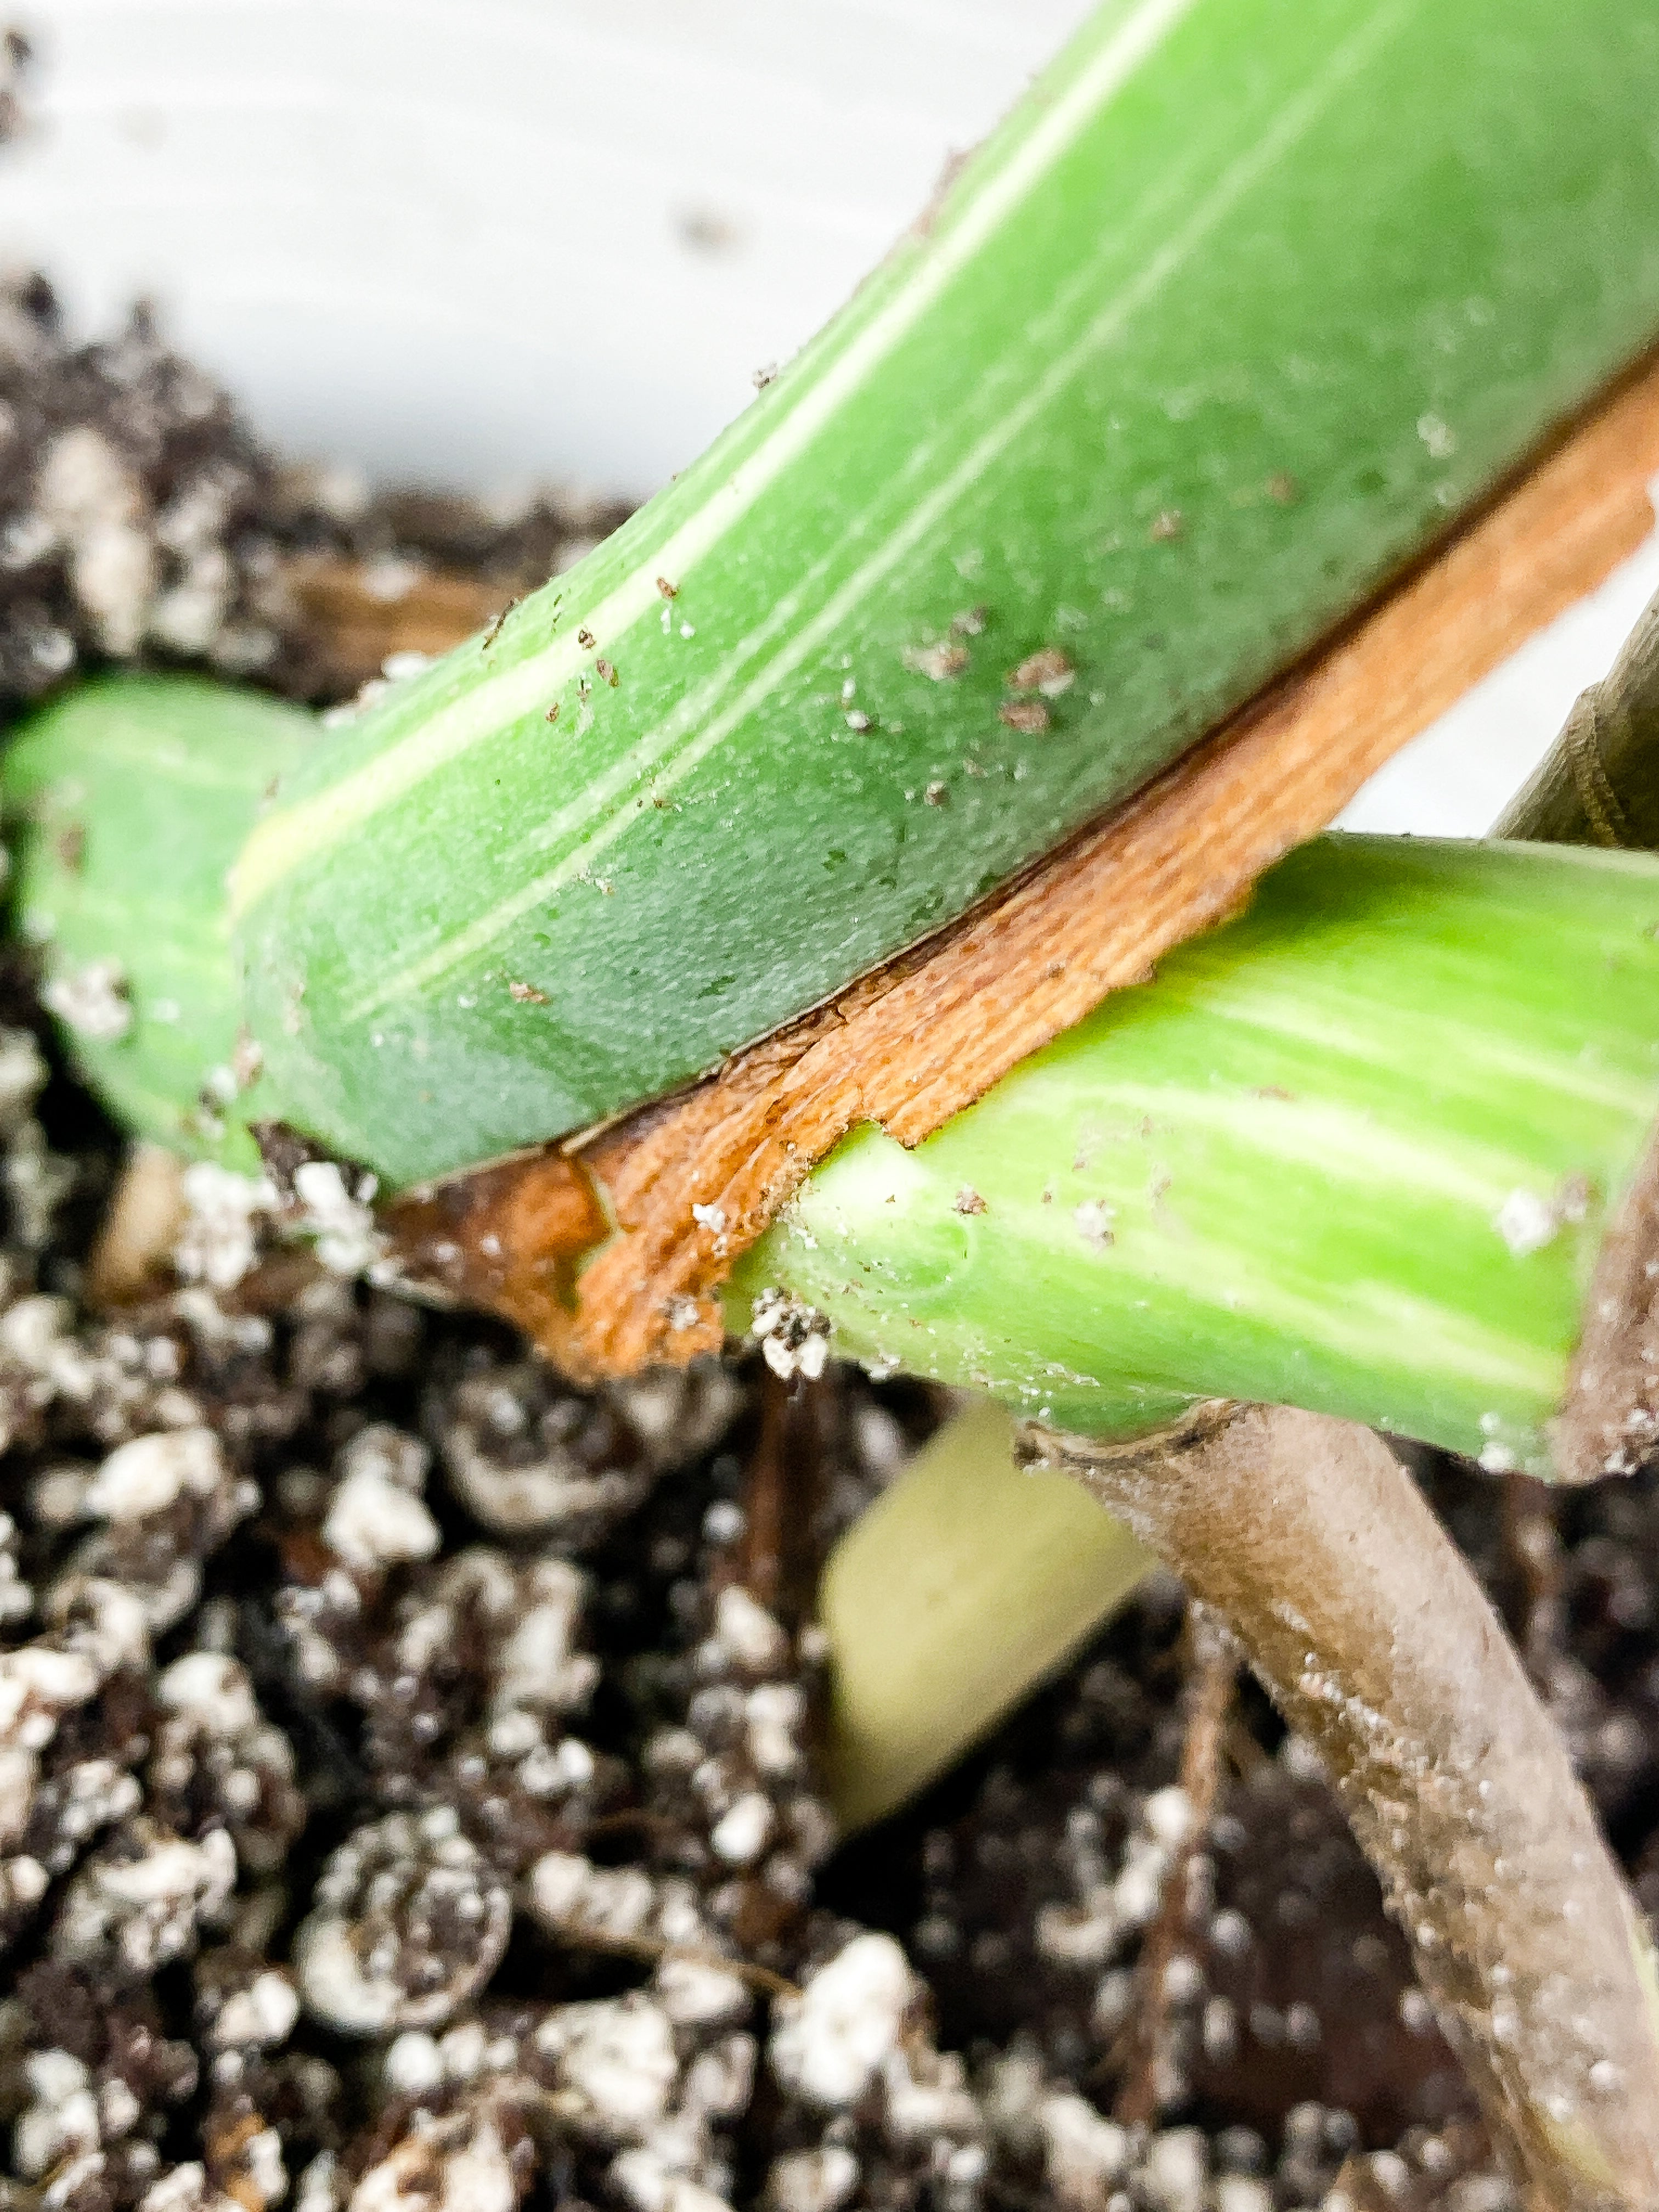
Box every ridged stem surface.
[735,834,1659,1474]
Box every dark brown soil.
[1,272,1653,2212]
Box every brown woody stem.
[1026,1404,1659,2211]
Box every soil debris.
[0,273,627,710]
[904,643,970,682]
[1006,647,1074,698]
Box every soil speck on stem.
[1007,646,1075,697]
[998,698,1049,735]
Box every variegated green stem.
[783,601,1659,1845]
[734,834,1659,1474]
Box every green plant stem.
[14,0,1659,1187]
[3,676,314,1173]
[733,833,1659,1472]
[742,827,1659,1825]
[789,621,1659,1841]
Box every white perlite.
[748,1290,831,1383]
[744,1682,806,1776]
[54,1820,236,1973]
[1140,2126,1209,2212]
[174,1165,278,1290]
[879,2042,981,2146]
[291,2153,341,2212]
[41,960,132,1043]
[13,2048,99,2179]
[174,1156,403,1290]
[712,1585,789,1674]
[653,1958,751,2029]
[292,1160,390,1279]
[529,1850,654,1943]
[709,1791,774,1867]
[0,1579,149,1779]
[0,1643,98,1746]
[1037,2092,1130,2209]
[491,1558,597,1715]
[84,1427,227,1523]
[383,2033,444,2097]
[207,1969,301,2051]
[1142,1784,1193,1850]
[535,1994,679,2139]
[349,2119,517,2212]
[768,1933,916,2109]
[321,1425,440,1574]
[74,1430,256,1633]
[1212,2179,1273,2212]
[36,426,155,654]
[156,1650,258,1737]
[764,2146,860,2212]
[138,2165,241,2212]
[609,2149,735,2212]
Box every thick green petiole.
[736,825,1659,1829]
[752,830,1659,2201]
[182,0,1659,1184]
[732,833,1659,1475]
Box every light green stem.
[734,833,1659,1475]
[4,676,313,1175]
[819,1396,1154,1828]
